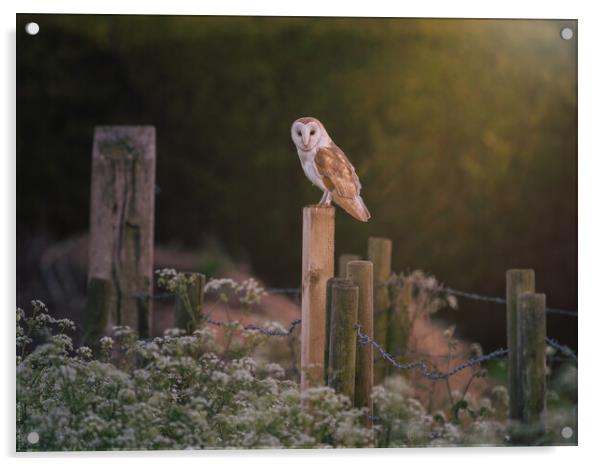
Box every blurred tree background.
[16,16,577,349]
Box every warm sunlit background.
[16,15,577,351]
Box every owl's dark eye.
[310,130,316,136]
[297,131,302,136]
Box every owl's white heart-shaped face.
[291,118,323,151]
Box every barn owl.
[290,117,371,222]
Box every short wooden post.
[506,269,535,420]
[301,205,335,390]
[517,292,546,433]
[325,277,351,382]
[174,273,206,333]
[387,277,412,360]
[338,254,361,278]
[368,237,392,382]
[82,278,112,348]
[347,260,374,423]
[328,279,359,401]
[88,126,156,338]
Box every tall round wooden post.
[301,205,335,390]
[518,292,546,437]
[506,269,535,420]
[368,237,392,383]
[328,280,359,401]
[347,260,374,424]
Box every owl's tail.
[334,194,371,222]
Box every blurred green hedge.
[17,17,577,338]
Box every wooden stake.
[338,254,361,278]
[506,269,535,420]
[88,126,156,338]
[328,279,359,401]
[388,277,412,360]
[347,260,374,422]
[518,292,546,431]
[301,205,335,390]
[174,273,205,333]
[368,237,392,382]
[82,277,112,349]
[325,277,352,383]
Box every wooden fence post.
[301,205,335,390]
[368,237,392,382]
[174,273,206,333]
[338,254,360,278]
[82,277,112,348]
[517,292,546,436]
[387,276,412,361]
[327,279,359,401]
[325,277,351,382]
[347,260,374,424]
[506,269,535,420]
[88,126,156,338]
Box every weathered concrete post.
[506,269,535,420]
[87,126,156,338]
[301,205,335,390]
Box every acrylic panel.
[16,15,577,450]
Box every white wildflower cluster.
[16,293,576,450]
[155,268,196,293]
[371,375,519,447]
[263,363,285,379]
[204,277,267,307]
[388,270,456,317]
[16,301,373,451]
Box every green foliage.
[16,16,577,317]
[372,376,507,447]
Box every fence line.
[354,323,509,380]
[126,286,578,362]
[131,285,577,317]
[193,311,579,365]
[438,286,577,317]
[201,314,302,337]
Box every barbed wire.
[132,283,577,318]
[131,287,301,301]
[127,281,577,360]
[545,337,578,363]
[201,314,302,337]
[355,323,509,380]
[437,286,577,317]
[265,288,302,295]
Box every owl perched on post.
[290,117,371,222]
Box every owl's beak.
[301,132,310,147]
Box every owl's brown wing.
[314,144,361,199]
